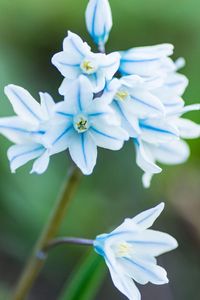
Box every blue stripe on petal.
[81,133,87,166]
[90,127,119,140]
[10,146,43,164]
[0,125,45,135]
[11,88,41,121]
[139,123,176,136]
[130,95,161,111]
[121,58,159,63]
[53,125,73,145]
[58,61,80,67]
[57,111,74,118]
[91,0,98,42]
[70,36,84,57]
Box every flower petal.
[39,92,55,119]
[132,203,165,229]
[51,51,81,78]
[63,31,91,57]
[4,85,43,124]
[65,76,94,112]
[120,255,169,285]
[30,150,50,174]
[0,117,36,143]
[139,118,179,144]
[119,44,174,76]
[105,258,141,300]
[44,121,73,154]
[101,52,120,79]
[7,143,44,173]
[134,139,162,174]
[127,229,178,257]
[69,132,97,175]
[174,118,200,139]
[129,90,165,118]
[149,139,190,165]
[90,122,128,150]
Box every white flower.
[134,104,200,188]
[106,75,165,137]
[85,0,112,48]
[119,44,174,77]
[94,203,178,300]
[51,31,119,93]
[0,85,64,174]
[45,75,129,175]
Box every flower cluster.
[94,203,178,300]
[0,0,199,187]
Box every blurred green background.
[0,0,200,299]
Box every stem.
[12,166,82,300]
[98,42,105,53]
[43,237,94,254]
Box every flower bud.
[85,0,112,48]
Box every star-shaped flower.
[0,85,64,174]
[52,31,120,94]
[45,75,129,175]
[94,203,178,300]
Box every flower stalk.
[42,237,94,255]
[12,166,82,300]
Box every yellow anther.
[74,114,89,133]
[80,60,97,74]
[115,90,129,102]
[116,242,132,257]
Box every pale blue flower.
[106,75,165,137]
[45,75,129,175]
[134,104,200,188]
[51,31,119,94]
[0,85,64,174]
[85,0,112,49]
[119,44,174,77]
[152,58,189,114]
[94,203,178,300]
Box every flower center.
[80,59,97,75]
[116,242,132,257]
[115,90,129,102]
[73,114,89,133]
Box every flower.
[51,31,120,94]
[135,104,200,188]
[104,52,200,187]
[106,75,166,137]
[45,75,129,175]
[119,43,174,77]
[0,85,64,174]
[85,0,112,49]
[132,59,200,188]
[94,203,178,300]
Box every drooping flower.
[94,203,178,300]
[0,85,65,174]
[45,75,129,175]
[85,0,112,50]
[51,31,119,94]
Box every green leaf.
[59,250,106,300]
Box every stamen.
[80,59,97,75]
[116,242,133,257]
[74,114,89,133]
[115,90,129,102]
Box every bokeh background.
[0,0,200,299]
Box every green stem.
[12,166,82,300]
